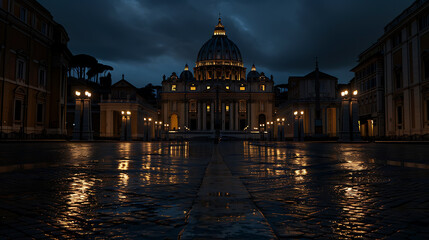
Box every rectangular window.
[260,84,266,91]
[240,85,245,91]
[171,84,176,91]
[14,99,22,121]
[20,7,27,23]
[41,22,48,35]
[397,106,403,125]
[420,14,429,30]
[225,105,230,112]
[189,101,196,112]
[239,101,246,112]
[37,103,43,123]
[190,86,196,91]
[39,68,46,87]
[17,59,25,81]
[206,105,210,112]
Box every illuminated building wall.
[160,19,275,133]
[0,0,71,138]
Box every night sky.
[39,0,413,87]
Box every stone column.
[235,102,239,130]
[247,101,251,129]
[229,103,233,131]
[197,102,201,130]
[222,102,225,130]
[203,102,207,130]
[211,102,214,130]
[106,110,113,138]
[184,102,188,128]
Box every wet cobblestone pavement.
[0,141,429,239]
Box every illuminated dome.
[196,18,242,62]
[180,64,194,81]
[247,64,260,80]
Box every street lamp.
[72,90,93,140]
[340,89,361,141]
[294,110,304,141]
[276,118,286,141]
[121,110,131,141]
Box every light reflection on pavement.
[0,141,428,239]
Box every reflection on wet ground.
[222,142,429,239]
[0,142,210,239]
[0,141,429,239]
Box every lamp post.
[143,118,148,141]
[72,90,93,140]
[266,121,274,141]
[277,118,285,141]
[259,123,265,140]
[155,121,158,140]
[164,123,170,141]
[120,110,131,141]
[154,121,162,140]
[148,118,152,141]
[294,110,304,141]
[340,89,361,142]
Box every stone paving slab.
[179,144,276,239]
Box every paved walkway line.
[179,144,277,239]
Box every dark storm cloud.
[39,0,413,85]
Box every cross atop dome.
[213,17,226,36]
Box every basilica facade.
[161,19,275,137]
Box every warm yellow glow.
[226,105,230,112]
[159,121,162,124]
[144,118,147,121]
[206,105,211,112]
[118,160,129,170]
[171,84,177,91]
[300,111,304,115]
[121,111,125,115]
[341,92,345,97]
[75,91,81,96]
[277,118,280,121]
[282,118,285,121]
[206,85,211,90]
[148,118,152,121]
[260,84,266,91]
[294,111,298,116]
[344,90,349,95]
[126,111,131,115]
[240,86,245,91]
[155,121,158,124]
[353,90,358,95]
[226,85,230,90]
[271,121,273,124]
[84,91,91,97]
[190,86,196,91]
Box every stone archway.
[170,114,178,130]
